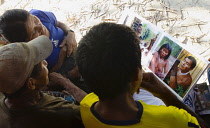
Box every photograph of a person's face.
[148,36,182,80]
[164,49,208,98]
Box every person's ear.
[130,68,142,94]
[26,78,36,90]
[132,68,142,81]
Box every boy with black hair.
[76,22,206,128]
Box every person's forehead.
[184,58,193,64]
[161,47,168,51]
[26,14,34,23]
[25,14,34,39]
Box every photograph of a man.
[168,56,197,96]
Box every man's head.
[76,23,142,100]
[0,9,49,43]
[26,9,50,41]
[0,36,52,95]
[0,9,30,42]
[158,43,172,60]
[179,56,197,72]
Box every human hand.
[140,72,171,98]
[170,59,180,76]
[60,31,77,57]
[49,72,87,103]
[48,72,73,89]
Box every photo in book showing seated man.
[166,56,197,96]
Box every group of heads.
[0,9,198,100]
[0,9,52,97]
[0,10,143,100]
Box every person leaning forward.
[76,22,207,128]
[0,36,84,128]
[0,9,91,93]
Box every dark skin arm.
[149,52,158,73]
[169,68,178,89]
[169,60,180,89]
[141,72,208,127]
[50,21,77,72]
[57,21,77,56]
[50,45,67,72]
[49,72,87,103]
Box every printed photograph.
[130,17,162,58]
[119,10,209,100]
[164,49,209,98]
[148,35,182,80]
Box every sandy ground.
[0,0,209,82]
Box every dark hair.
[30,63,42,78]
[157,43,172,60]
[0,9,30,43]
[185,56,197,69]
[76,23,141,100]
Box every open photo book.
[118,9,210,100]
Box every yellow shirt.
[81,93,200,128]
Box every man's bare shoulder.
[177,73,192,87]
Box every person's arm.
[168,60,180,89]
[168,68,178,89]
[50,45,67,72]
[163,60,169,76]
[149,52,158,73]
[141,72,207,127]
[48,72,87,103]
[50,21,77,72]
[57,21,77,57]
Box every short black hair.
[186,56,197,69]
[0,9,30,43]
[30,63,42,79]
[76,23,141,100]
[157,43,172,60]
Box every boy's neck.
[94,92,139,120]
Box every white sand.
[0,0,209,82]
